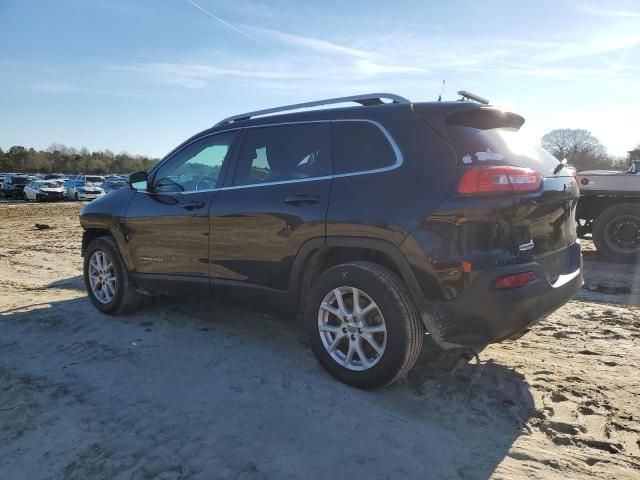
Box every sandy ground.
[0,200,639,480]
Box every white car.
[24,180,66,201]
[63,180,104,201]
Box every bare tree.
[541,129,611,171]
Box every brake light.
[458,166,542,195]
[494,271,537,289]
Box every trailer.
[576,157,640,262]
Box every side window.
[153,132,237,193]
[233,123,330,186]
[332,121,397,175]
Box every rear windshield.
[445,109,561,176]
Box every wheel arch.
[289,236,430,315]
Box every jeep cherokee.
[80,92,582,388]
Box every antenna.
[437,71,447,102]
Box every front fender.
[79,188,136,268]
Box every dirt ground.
[1,200,639,480]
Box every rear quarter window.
[331,121,397,175]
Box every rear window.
[332,121,396,175]
[445,109,560,176]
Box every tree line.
[0,144,157,174]
[1,130,637,175]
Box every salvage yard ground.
[1,201,639,479]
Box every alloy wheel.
[88,250,117,304]
[317,286,387,371]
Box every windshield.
[86,176,104,183]
[37,182,60,188]
[13,177,29,184]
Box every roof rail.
[215,93,410,126]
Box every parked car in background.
[64,180,104,201]
[24,180,66,201]
[2,174,32,198]
[79,92,583,388]
[100,179,128,194]
[74,175,106,184]
[44,173,68,181]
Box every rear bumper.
[426,243,583,349]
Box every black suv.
[80,93,582,388]
[2,174,31,198]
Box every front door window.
[153,132,237,193]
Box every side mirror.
[128,171,148,191]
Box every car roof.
[156,95,509,166]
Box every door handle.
[180,200,205,210]
[284,194,320,206]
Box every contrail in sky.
[185,0,263,44]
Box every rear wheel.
[83,236,143,314]
[593,203,640,263]
[304,261,423,388]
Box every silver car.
[64,180,104,201]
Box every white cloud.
[247,25,373,59]
[579,4,640,18]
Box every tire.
[83,236,143,314]
[303,261,423,389]
[593,203,640,263]
[74,192,79,201]
[36,194,41,202]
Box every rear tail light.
[494,271,537,289]
[458,166,542,195]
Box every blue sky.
[1,0,639,158]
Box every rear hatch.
[441,107,580,282]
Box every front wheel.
[83,236,143,314]
[304,261,423,389]
[593,203,640,263]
